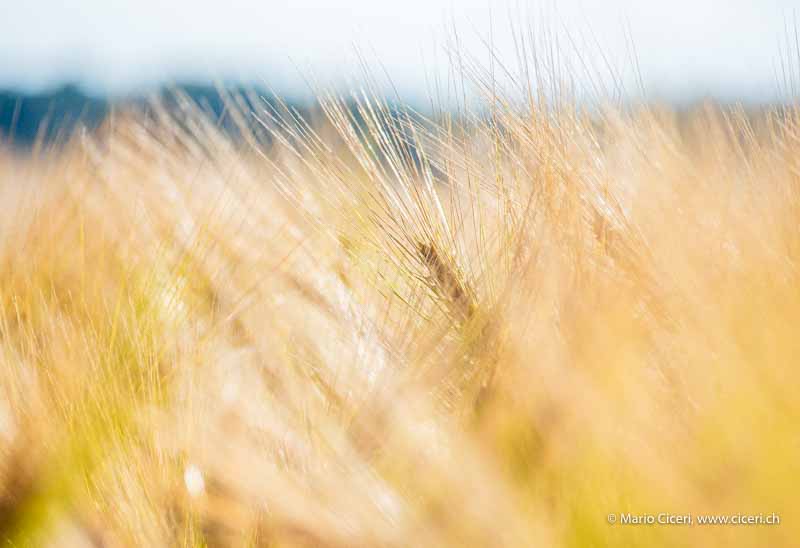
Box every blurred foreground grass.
[0,73,799,546]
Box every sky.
[1,0,799,103]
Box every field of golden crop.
[1,57,799,546]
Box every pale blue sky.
[0,0,798,102]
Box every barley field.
[1,53,799,546]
